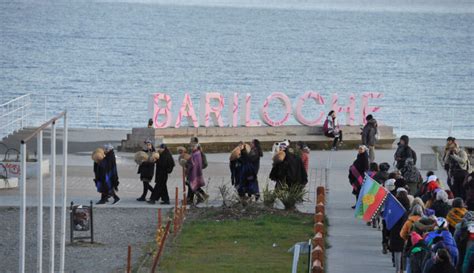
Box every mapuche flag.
[355,175,388,221]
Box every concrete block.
[420,153,438,170]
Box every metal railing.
[0,94,32,140]
[18,111,68,273]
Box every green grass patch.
[158,207,313,273]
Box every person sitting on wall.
[323,110,343,151]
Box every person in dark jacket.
[402,158,423,195]
[94,144,120,205]
[464,173,474,211]
[248,139,263,199]
[236,144,260,199]
[373,162,390,184]
[394,135,417,170]
[389,191,410,273]
[348,145,369,208]
[408,231,430,273]
[431,190,452,218]
[148,144,175,205]
[137,140,156,201]
[362,114,378,163]
[269,144,308,189]
[426,248,456,273]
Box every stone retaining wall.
[120,125,396,152]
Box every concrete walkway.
[323,138,474,273]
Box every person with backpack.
[401,158,423,196]
[148,143,175,205]
[424,217,459,267]
[394,135,417,170]
[323,110,343,151]
[362,114,378,163]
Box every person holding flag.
[349,145,370,209]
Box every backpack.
[323,119,329,135]
[201,152,208,169]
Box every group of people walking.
[92,137,209,206]
[348,135,473,273]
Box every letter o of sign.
[259,92,292,126]
[294,91,325,126]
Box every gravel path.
[0,206,166,273]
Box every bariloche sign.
[148,92,383,129]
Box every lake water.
[1,0,473,138]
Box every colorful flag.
[355,175,388,221]
[382,192,407,230]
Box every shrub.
[262,183,276,208]
[274,183,307,210]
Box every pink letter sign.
[200,92,225,127]
[361,92,383,125]
[294,91,325,126]
[259,92,292,126]
[228,93,239,127]
[240,94,261,127]
[331,93,356,126]
[175,93,199,128]
[151,93,172,128]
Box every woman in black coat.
[137,140,156,201]
[389,191,411,273]
[149,144,175,205]
[394,135,417,170]
[348,145,369,208]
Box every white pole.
[49,122,56,273]
[37,131,44,273]
[59,112,68,272]
[291,244,301,273]
[19,143,27,273]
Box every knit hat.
[385,179,396,192]
[436,190,449,203]
[411,232,423,246]
[425,175,437,184]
